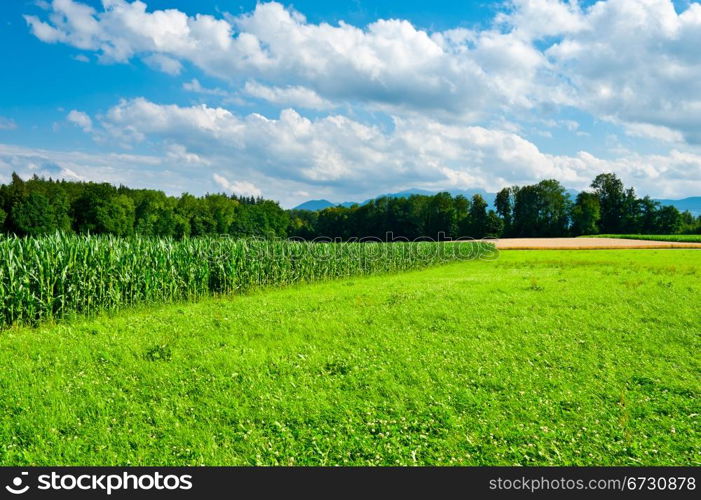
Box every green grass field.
[1,249,699,466]
[587,234,701,243]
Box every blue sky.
[1,0,700,206]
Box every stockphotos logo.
[4,471,193,496]
[5,472,30,495]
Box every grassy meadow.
[0,249,698,466]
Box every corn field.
[0,233,490,328]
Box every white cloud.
[244,81,333,110]
[0,142,202,196]
[213,174,262,197]
[23,0,551,120]
[67,109,92,132]
[0,144,85,182]
[92,98,701,201]
[182,78,228,97]
[560,120,580,132]
[496,0,587,39]
[541,0,701,143]
[18,1,701,204]
[143,53,182,75]
[24,0,701,143]
[623,122,684,143]
[166,143,210,165]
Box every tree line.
[0,174,289,239]
[1,172,699,239]
[290,174,699,239]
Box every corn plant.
[0,233,488,328]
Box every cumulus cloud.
[0,142,207,195]
[88,98,701,201]
[67,109,92,132]
[22,0,552,120]
[143,53,182,75]
[0,144,85,182]
[182,78,228,97]
[24,0,701,142]
[243,81,333,110]
[540,0,701,143]
[623,122,684,143]
[213,174,262,197]
[166,143,210,165]
[19,1,701,203]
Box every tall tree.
[454,195,472,238]
[535,180,571,236]
[637,196,660,234]
[424,192,457,239]
[621,187,641,233]
[494,187,513,234]
[511,185,539,237]
[571,192,601,235]
[654,205,682,234]
[591,173,626,233]
[468,194,489,238]
[484,210,504,238]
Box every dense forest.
[0,173,289,239]
[1,172,699,240]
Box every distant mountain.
[654,196,701,215]
[369,188,436,201]
[293,188,499,211]
[293,199,335,211]
[293,199,357,210]
[293,190,700,215]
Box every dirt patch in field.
[495,238,701,250]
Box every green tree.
[591,173,626,233]
[204,194,237,235]
[133,190,176,237]
[637,196,660,234]
[484,210,504,237]
[468,194,489,238]
[288,209,319,239]
[387,197,423,239]
[316,206,351,239]
[494,187,513,233]
[424,192,457,239]
[454,195,472,238]
[72,183,119,234]
[571,192,601,235]
[95,195,136,236]
[11,192,57,236]
[679,210,697,234]
[654,205,682,234]
[535,180,571,236]
[511,185,539,237]
[621,187,641,233]
[8,172,27,203]
[177,194,214,237]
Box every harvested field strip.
[495,238,701,250]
